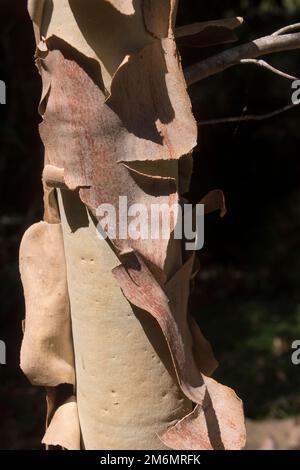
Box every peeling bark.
[20,0,246,450]
[20,222,74,388]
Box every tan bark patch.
[162,377,246,450]
[20,222,74,387]
[42,396,81,450]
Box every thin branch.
[185,32,300,85]
[240,58,298,80]
[198,102,300,126]
[272,23,300,36]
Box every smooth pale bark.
[58,190,191,449]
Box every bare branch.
[240,58,298,80]
[185,32,300,85]
[198,102,300,126]
[272,23,300,36]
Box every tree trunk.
[20,0,246,450]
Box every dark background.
[1,0,300,449]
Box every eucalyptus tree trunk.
[19,0,246,450]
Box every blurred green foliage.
[192,191,300,419]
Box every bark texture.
[20,0,246,450]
